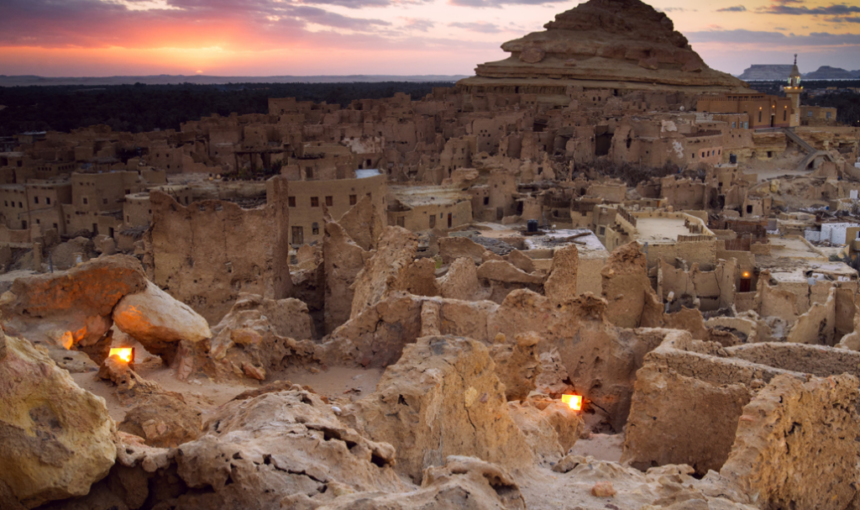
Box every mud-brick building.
[285,169,386,246]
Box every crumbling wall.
[601,242,663,328]
[146,187,291,324]
[718,374,860,510]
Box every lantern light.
[742,271,751,278]
[108,347,134,363]
[562,394,583,411]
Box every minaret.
[785,54,803,127]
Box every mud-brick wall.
[146,184,291,325]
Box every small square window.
[288,197,296,207]
[349,195,357,205]
[325,196,333,206]
[311,197,319,207]
[83,197,88,205]
[46,197,51,205]
[34,197,39,204]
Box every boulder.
[118,393,202,448]
[0,255,147,347]
[508,397,583,463]
[174,293,319,382]
[0,334,116,508]
[346,336,534,483]
[112,281,211,365]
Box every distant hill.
[804,66,856,80]
[737,65,794,81]
[0,75,469,87]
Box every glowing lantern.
[561,394,582,411]
[108,347,134,363]
[742,271,751,278]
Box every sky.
[0,0,859,77]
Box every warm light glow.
[562,394,582,411]
[742,271,751,278]
[109,347,134,363]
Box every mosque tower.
[785,54,803,127]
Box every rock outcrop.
[346,336,534,483]
[175,293,318,381]
[458,0,752,94]
[0,255,147,347]
[0,334,116,508]
[601,242,663,328]
[544,244,578,305]
[112,281,211,364]
[350,226,419,319]
[169,389,406,509]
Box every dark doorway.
[447,213,452,228]
[292,226,303,245]
[739,277,752,293]
[595,127,612,156]
[92,223,98,235]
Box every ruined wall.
[719,374,860,510]
[146,186,291,324]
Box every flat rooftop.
[635,217,691,244]
[525,228,607,254]
[390,185,471,208]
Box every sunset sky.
[1,0,859,77]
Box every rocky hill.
[737,65,794,81]
[805,66,856,80]
[458,0,752,94]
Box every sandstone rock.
[324,215,370,333]
[490,338,541,401]
[490,292,664,430]
[346,336,534,483]
[165,389,406,508]
[0,255,147,347]
[477,260,544,285]
[113,281,211,365]
[282,456,527,510]
[717,374,860,509]
[544,244,578,305]
[118,392,202,448]
[439,237,491,265]
[519,46,546,64]
[460,0,752,94]
[601,242,662,328]
[337,194,385,251]
[622,359,751,476]
[0,334,116,508]
[591,481,616,498]
[508,397,583,463]
[350,226,419,319]
[439,257,487,301]
[506,250,535,274]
